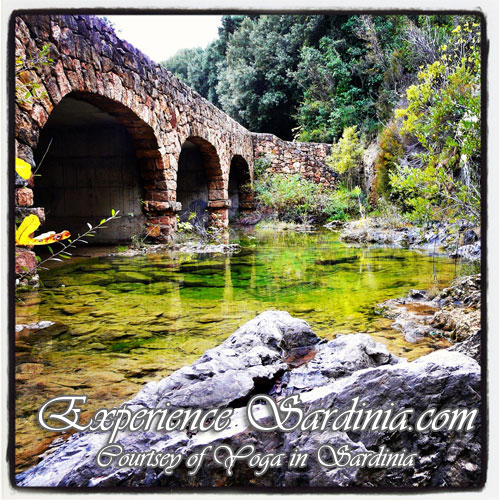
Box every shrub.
[254,172,366,223]
[388,20,481,225]
[373,122,405,201]
[326,125,364,189]
[253,154,273,179]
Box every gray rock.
[174,242,241,255]
[463,229,479,245]
[15,320,55,333]
[130,310,319,409]
[392,317,433,343]
[283,349,481,488]
[448,330,481,363]
[449,242,481,262]
[281,334,400,393]
[17,314,481,488]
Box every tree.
[216,15,327,139]
[389,18,481,225]
[326,125,364,189]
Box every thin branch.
[17,212,121,282]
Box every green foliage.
[216,15,326,139]
[16,44,53,104]
[293,16,407,142]
[176,212,196,233]
[326,126,364,187]
[389,19,481,225]
[255,173,365,223]
[161,14,467,143]
[162,15,244,109]
[374,122,405,199]
[253,154,273,179]
[162,14,481,228]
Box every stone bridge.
[14,13,335,268]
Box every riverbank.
[377,274,481,360]
[336,217,481,262]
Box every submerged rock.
[17,311,481,488]
[15,320,55,333]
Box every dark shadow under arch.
[34,92,162,243]
[228,155,252,219]
[176,136,223,226]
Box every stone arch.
[228,155,254,219]
[186,136,225,202]
[14,12,261,266]
[176,135,228,230]
[26,91,168,243]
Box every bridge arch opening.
[228,155,252,220]
[33,92,163,244]
[176,136,223,227]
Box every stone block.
[15,207,45,225]
[208,199,231,209]
[15,188,33,207]
[15,247,37,274]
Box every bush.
[373,122,405,200]
[326,125,364,189]
[388,20,481,225]
[253,154,273,179]
[254,173,366,223]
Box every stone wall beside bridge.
[253,133,337,187]
[13,13,340,274]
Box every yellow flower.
[15,157,31,180]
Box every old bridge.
[14,14,335,261]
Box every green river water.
[15,228,456,472]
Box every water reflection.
[15,228,455,472]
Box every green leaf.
[111,209,116,216]
[48,246,53,255]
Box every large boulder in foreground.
[130,310,320,409]
[16,312,481,488]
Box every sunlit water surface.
[15,228,456,472]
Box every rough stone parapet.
[252,132,337,188]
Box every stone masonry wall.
[252,133,338,187]
[15,14,255,243]
[14,14,337,275]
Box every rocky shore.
[377,274,481,361]
[338,218,481,262]
[17,311,481,488]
